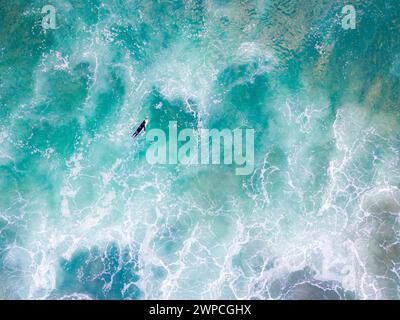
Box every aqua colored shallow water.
[1,0,400,300]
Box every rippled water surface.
[0,0,400,299]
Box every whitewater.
[0,0,400,299]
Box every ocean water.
[0,0,400,300]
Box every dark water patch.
[29,118,81,159]
[85,68,125,137]
[38,67,92,120]
[324,0,400,107]
[70,0,102,26]
[7,62,93,161]
[173,167,253,213]
[108,0,207,69]
[0,2,55,117]
[270,268,355,300]
[110,22,153,64]
[211,63,273,146]
[55,242,141,300]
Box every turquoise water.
[1,0,400,299]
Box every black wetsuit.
[132,120,147,138]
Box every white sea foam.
[3,1,399,300]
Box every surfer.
[132,117,149,138]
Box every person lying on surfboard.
[132,117,149,138]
